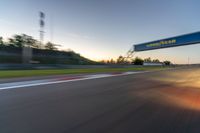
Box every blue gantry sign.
[134,32,200,51]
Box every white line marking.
[0,71,146,90]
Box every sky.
[0,0,200,64]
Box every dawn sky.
[1,0,200,64]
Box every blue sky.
[0,0,200,64]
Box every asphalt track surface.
[1,67,200,133]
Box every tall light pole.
[39,11,45,48]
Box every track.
[1,67,200,133]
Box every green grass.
[0,66,169,79]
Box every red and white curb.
[0,71,146,90]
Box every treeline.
[100,56,171,65]
[0,34,57,50]
[0,34,98,64]
[0,34,172,65]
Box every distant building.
[143,62,164,66]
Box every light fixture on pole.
[39,11,45,48]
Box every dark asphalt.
[1,67,200,133]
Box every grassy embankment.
[0,66,169,79]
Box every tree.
[0,37,4,46]
[99,60,106,64]
[8,38,16,47]
[132,57,144,65]
[152,59,160,63]
[163,61,171,66]
[110,58,115,64]
[13,35,24,47]
[22,34,38,48]
[116,56,125,64]
[7,34,38,48]
[144,57,160,63]
[45,42,58,50]
[143,57,151,62]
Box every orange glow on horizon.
[150,69,200,111]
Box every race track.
[1,67,200,133]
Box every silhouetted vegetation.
[0,34,172,65]
[99,56,171,66]
[143,57,160,63]
[45,42,58,50]
[132,57,170,65]
[0,34,98,64]
[132,57,144,65]
[163,61,171,66]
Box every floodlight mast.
[39,12,45,48]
